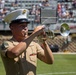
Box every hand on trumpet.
[33,25,47,42]
[33,25,45,35]
[38,30,47,41]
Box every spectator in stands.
[35,14,40,26]
[61,4,69,18]
[34,5,40,26]
[57,3,62,17]
[0,0,5,9]
[11,0,18,7]
[30,4,41,25]
[61,4,66,17]
[8,0,15,7]
[57,3,70,18]
[65,3,68,10]
[0,9,54,75]
[0,7,9,29]
[69,9,73,18]
[0,8,9,18]
[31,4,36,15]
[72,0,76,9]
[14,0,18,7]
[0,8,6,21]
[40,0,50,7]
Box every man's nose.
[24,26,28,30]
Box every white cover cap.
[4,9,29,24]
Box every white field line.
[37,72,76,75]
[53,52,76,54]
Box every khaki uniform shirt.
[0,38,44,75]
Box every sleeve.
[35,42,45,61]
[35,42,44,54]
[0,41,9,57]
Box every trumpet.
[37,24,55,43]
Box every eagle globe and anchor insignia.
[22,10,26,14]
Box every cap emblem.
[22,10,26,14]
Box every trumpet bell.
[60,23,70,37]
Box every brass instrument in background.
[60,23,70,37]
[60,23,70,44]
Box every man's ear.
[9,24,13,30]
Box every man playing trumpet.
[0,9,54,75]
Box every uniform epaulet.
[1,41,9,50]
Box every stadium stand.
[0,0,76,31]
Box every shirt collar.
[10,37,34,46]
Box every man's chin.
[24,35,28,38]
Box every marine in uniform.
[0,9,54,75]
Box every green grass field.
[0,53,76,75]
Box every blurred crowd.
[0,0,18,21]
[57,0,76,18]
[0,0,76,24]
[29,0,50,25]
[0,0,50,25]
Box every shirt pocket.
[29,52,37,62]
[27,46,37,62]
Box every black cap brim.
[10,18,30,24]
